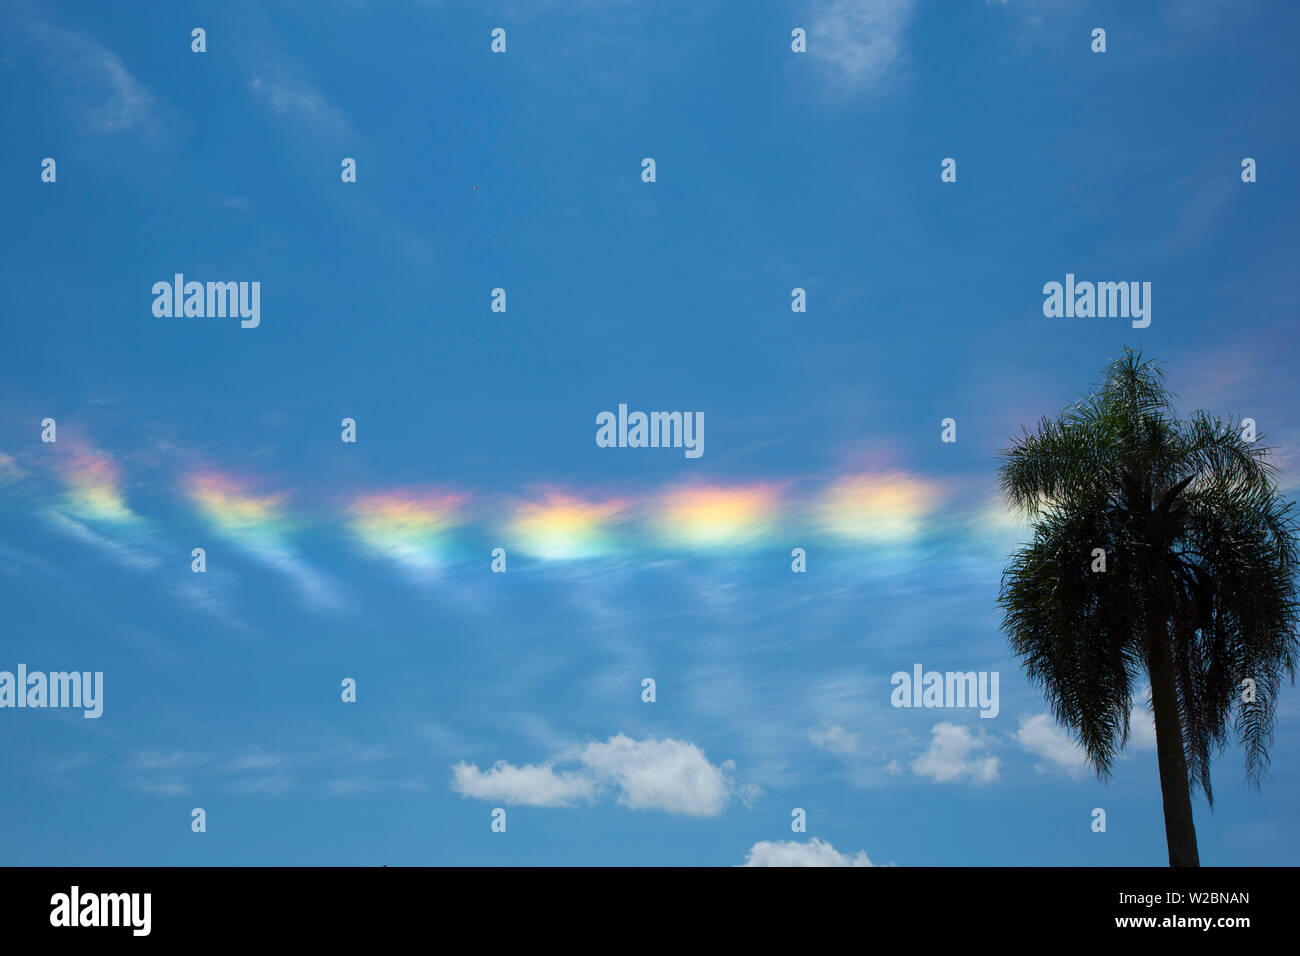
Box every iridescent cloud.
[185,470,340,609]
[5,440,1042,578]
[350,489,468,574]
[965,495,1034,550]
[57,445,137,524]
[816,472,942,545]
[654,484,783,549]
[508,492,628,560]
[186,471,293,542]
[0,452,25,486]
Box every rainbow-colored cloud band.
[508,492,628,560]
[57,446,138,525]
[186,471,297,548]
[817,472,943,544]
[12,444,972,565]
[350,489,468,572]
[655,484,783,549]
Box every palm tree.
[997,348,1298,866]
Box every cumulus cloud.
[451,760,598,808]
[1128,686,1157,751]
[1015,715,1089,779]
[576,735,735,816]
[1015,701,1156,778]
[741,837,878,867]
[451,734,747,816]
[912,722,999,784]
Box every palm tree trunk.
[1145,625,1200,866]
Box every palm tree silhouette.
[997,348,1298,866]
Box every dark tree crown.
[998,347,1299,804]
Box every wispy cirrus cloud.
[45,511,160,571]
[184,470,344,612]
[810,722,861,756]
[18,17,163,136]
[123,740,406,798]
[349,488,469,578]
[248,56,353,138]
[41,443,161,570]
[0,452,27,486]
[808,0,917,97]
[53,443,139,526]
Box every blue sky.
[1,0,1298,866]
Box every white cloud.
[129,778,191,797]
[324,777,427,795]
[1015,714,1089,778]
[173,577,251,631]
[25,20,161,135]
[229,773,293,796]
[221,751,285,773]
[741,837,878,867]
[810,723,860,755]
[451,760,597,808]
[912,722,999,784]
[201,525,344,614]
[45,511,159,571]
[248,59,352,137]
[254,545,347,613]
[576,735,734,816]
[0,453,25,485]
[1129,686,1157,751]
[452,734,747,817]
[810,0,916,94]
[123,741,400,799]
[987,0,1079,34]
[128,750,191,770]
